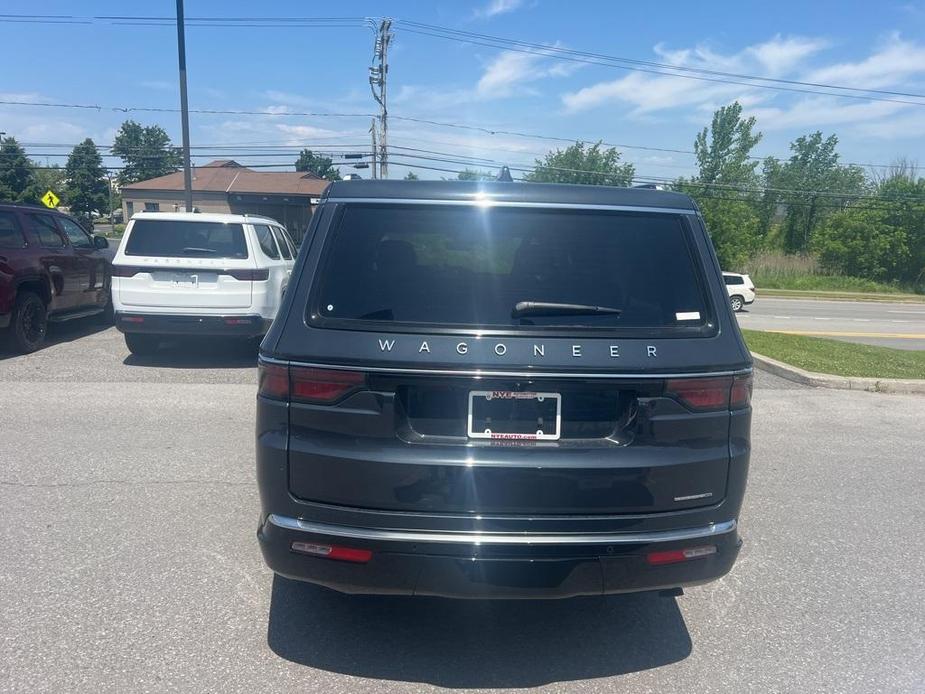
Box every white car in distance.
[111,212,296,354]
[723,272,756,312]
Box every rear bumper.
[115,311,270,337]
[258,514,741,599]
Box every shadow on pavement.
[267,576,691,688]
[122,336,258,369]
[0,318,110,361]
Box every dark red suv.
[0,204,112,353]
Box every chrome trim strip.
[324,197,698,215]
[259,355,752,380]
[267,515,737,546]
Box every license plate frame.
[467,390,562,441]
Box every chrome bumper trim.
[267,515,737,546]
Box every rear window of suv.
[124,219,248,259]
[311,204,710,331]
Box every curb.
[751,352,925,394]
[757,290,925,304]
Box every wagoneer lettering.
[257,180,752,599]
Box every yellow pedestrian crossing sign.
[41,190,60,209]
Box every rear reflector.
[290,367,366,404]
[224,318,252,325]
[646,545,717,566]
[257,362,366,404]
[291,542,372,563]
[121,315,145,323]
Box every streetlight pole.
[175,0,193,212]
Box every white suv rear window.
[124,220,248,259]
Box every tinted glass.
[724,275,744,285]
[254,224,280,259]
[270,226,292,259]
[0,211,25,248]
[59,217,93,249]
[28,214,65,248]
[314,205,708,329]
[124,220,248,258]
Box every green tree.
[0,137,36,203]
[680,102,763,268]
[112,120,182,186]
[294,149,341,180]
[776,132,867,253]
[698,198,760,270]
[524,141,634,186]
[403,171,419,180]
[456,168,496,181]
[693,101,762,190]
[873,166,925,286]
[813,204,909,282]
[65,139,109,226]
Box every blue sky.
[2,0,924,181]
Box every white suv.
[111,212,296,354]
[723,272,756,311]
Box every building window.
[126,202,134,218]
[144,202,160,212]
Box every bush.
[813,206,909,282]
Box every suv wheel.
[124,333,160,356]
[6,291,48,353]
[730,295,744,312]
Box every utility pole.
[368,19,392,179]
[369,118,378,179]
[175,0,193,212]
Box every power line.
[395,20,925,101]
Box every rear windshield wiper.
[512,301,623,318]
[182,247,218,254]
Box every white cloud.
[802,34,925,89]
[474,0,525,19]
[746,35,829,75]
[561,34,828,115]
[747,97,907,131]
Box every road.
[737,297,925,350]
[1,325,924,693]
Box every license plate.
[467,390,561,441]
[172,273,198,286]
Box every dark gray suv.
[256,180,752,599]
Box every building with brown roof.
[120,160,331,241]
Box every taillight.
[111,265,143,277]
[730,373,753,410]
[227,268,269,281]
[291,367,365,403]
[257,362,366,404]
[665,376,732,411]
[258,363,289,400]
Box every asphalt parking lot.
[1,323,923,693]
